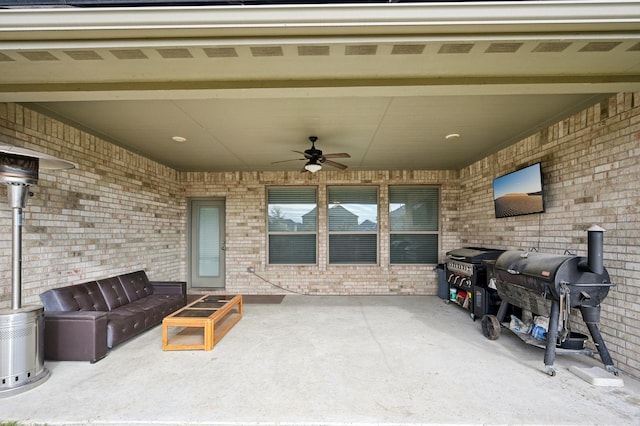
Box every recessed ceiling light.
[172,136,187,143]
[445,133,460,140]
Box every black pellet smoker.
[482,226,618,377]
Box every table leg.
[204,320,214,351]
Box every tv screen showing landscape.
[493,162,544,218]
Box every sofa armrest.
[150,281,187,305]
[43,311,108,363]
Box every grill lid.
[495,251,573,282]
[446,247,504,263]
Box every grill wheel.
[482,314,501,340]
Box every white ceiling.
[1,1,639,172]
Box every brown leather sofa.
[39,270,186,363]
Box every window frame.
[327,185,379,265]
[266,186,318,265]
[388,185,440,265]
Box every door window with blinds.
[267,187,317,264]
[389,186,439,264]
[328,186,378,264]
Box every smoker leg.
[544,298,560,376]
[580,305,619,375]
[496,300,510,323]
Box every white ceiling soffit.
[1,1,639,101]
[0,1,639,172]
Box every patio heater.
[0,144,74,398]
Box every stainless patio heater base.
[0,306,50,397]
[0,144,74,398]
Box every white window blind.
[389,186,439,264]
[268,187,317,264]
[328,186,378,264]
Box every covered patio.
[1,2,640,418]
[1,295,639,425]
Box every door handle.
[221,241,226,251]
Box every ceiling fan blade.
[293,150,313,159]
[323,159,348,170]
[271,158,305,164]
[323,153,351,159]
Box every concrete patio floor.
[1,295,640,425]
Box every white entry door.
[190,199,225,289]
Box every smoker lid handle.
[449,255,466,261]
[507,269,520,275]
[569,282,616,288]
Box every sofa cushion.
[118,270,154,302]
[96,277,130,311]
[129,294,185,327]
[105,309,146,348]
[40,281,108,312]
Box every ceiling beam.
[2,75,640,102]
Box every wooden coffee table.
[162,294,242,351]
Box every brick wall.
[457,93,640,378]
[182,169,460,296]
[0,104,460,308]
[0,103,186,308]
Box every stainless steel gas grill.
[483,226,617,376]
[445,247,505,320]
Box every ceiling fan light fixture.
[304,161,322,173]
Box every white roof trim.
[1,1,640,41]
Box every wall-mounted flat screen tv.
[493,162,545,218]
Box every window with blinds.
[389,186,439,264]
[267,187,317,264]
[328,186,378,264]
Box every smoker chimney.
[580,225,605,274]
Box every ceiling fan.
[272,136,351,173]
